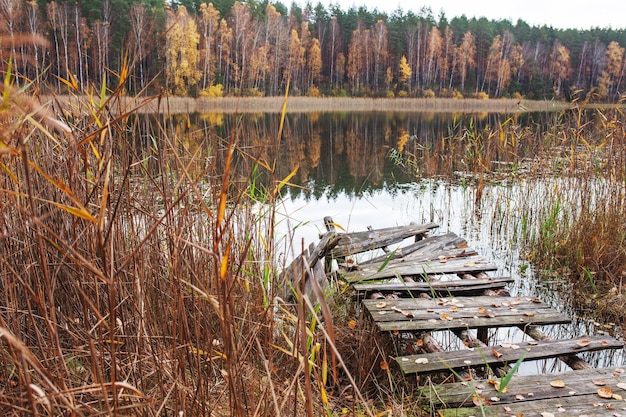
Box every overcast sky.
[312,0,625,30]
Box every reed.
[506,105,626,322]
[0,58,386,415]
[388,104,626,323]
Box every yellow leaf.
[274,164,299,195]
[55,71,79,91]
[220,246,230,280]
[321,352,328,385]
[189,345,209,355]
[550,380,565,388]
[277,78,290,143]
[28,161,89,210]
[0,161,18,184]
[119,53,129,88]
[320,384,328,405]
[217,191,227,225]
[48,201,97,222]
[598,387,613,398]
[327,222,345,232]
[89,140,101,161]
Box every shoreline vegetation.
[3,80,625,415]
[45,95,584,114]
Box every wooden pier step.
[331,222,439,258]
[397,335,623,375]
[315,218,625,416]
[358,232,470,265]
[353,277,514,297]
[363,296,571,333]
[426,366,626,416]
[345,254,498,283]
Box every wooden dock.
[284,218,625,416]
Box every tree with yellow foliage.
[457,31,476,93]
[286,29,305,91]
[399,55,412,89]
[549,41,572,97]
[604,41,625,100]
[307,38,322,92]
[165,6,200,96]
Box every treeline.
[3,0,626,100]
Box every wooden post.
[323,216,337,273]
[454,329,509,378]
[476,328,489,345]
[520,325,593,370]
[323,216,336,232]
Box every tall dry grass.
[0,56,385,415]
[516,105,626,321]
[391,103,626,323]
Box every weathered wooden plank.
[521,324,594,370]
[374,305,555,323]
[397,335,622,374]
[363,296,570,332]
[345,255,498,282]
[365,295,545,310]
[378,312,569,333]
[422,366,626,408]
[437,391,626,416]
[281,232,339,301]
[362,247,478,269]
[360,232,468,265]
[332,222,439,257]
[353,277,514,295]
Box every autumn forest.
[3,0,626,100]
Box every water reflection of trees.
[140,110,570,199]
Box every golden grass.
[1,67,397,415]
[44,95,573,114]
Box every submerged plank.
[397,335,622,374]
[363,296,570,332]
[353,277,514,296]
[332,222,439,257]
[423,366,626,408]
[345,255,498,282]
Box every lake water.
[187,109,626,372]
